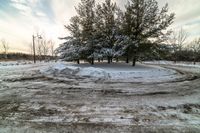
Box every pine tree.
[56,16,82,64]
[76,0,97,65]
[95,0,120,63]
[123,0,175,66]
[57,0,175,66]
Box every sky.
[0,0,200,53]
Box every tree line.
[0,37,56,61]
[161,29,200,64]
[56,0,175,66]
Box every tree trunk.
[77,59,80,64]
[193,58,196,65]
[4,54,7,59]
[132,56,136,66]
[126,56,129,64]
[107,56,111,64]
[98,58,100,62]
[116,57,119,62]
[91,58,94,65]
[111,57,113,63]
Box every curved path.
[0,62,200,133]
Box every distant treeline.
[141,44,200,64]
[0,53,56,61]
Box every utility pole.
[32,35,36,63]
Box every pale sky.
[0,0,200,53]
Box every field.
[0,61,200,133]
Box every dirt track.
[0,63,200,133]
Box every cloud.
[35,11,46,17]
[0,0,54,52]
[0,0,200,53]
[161,0,200,40]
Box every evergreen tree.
[56,16,82,64]
[95,0,120,63]
[123,0,175,66]
[57,0,175,66]
[76,0,96,65]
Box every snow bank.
[77,67,110,78]
[41,62,180,82]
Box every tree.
[176,28,188,51]
[189,38,200,64]
[95,0,120,63]
[1,39,9,59]
[36,37,43,61]
[168,28,188,62]
[76,0,97,65]
[122,0,175,66]
[56,16,83,64]
[57,0,175,66]
[41,39,49,57]
[56,38,82,64]
[57,0,97,64]
[49,40,55,57]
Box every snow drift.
[41,62,181,82]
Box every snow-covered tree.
[56,37,82,64]
[75,0,97,64]
[95,0,121,63]
[57,0,174,66]
[57,0,103,65]
[122,0,175,66]
[56,16,82,64]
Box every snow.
[0,60,200,132]
[144,60,200,68]
[0,60,195,83]
[0,60,32,67]
[77,67,109,78]
[41,62,181,82]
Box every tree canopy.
[56,0,175,66]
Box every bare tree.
[37,38,43,61]
[169,28,188,50]
[176,28,188,51]
[168,28,188,62]
[1,39,9,58]
[49,40,55,57]
[189,38,200,65]
[41,40,49,57]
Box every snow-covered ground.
[40,62,182,83]
[0,60,33,66]
[144,60,200,68]
[144,60,200,75]
[0,60,200,133]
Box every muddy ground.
[0,63,200,133]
